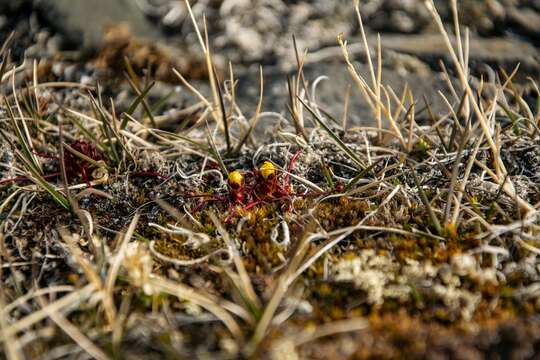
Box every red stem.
[284,149,302,188]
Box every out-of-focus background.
[1,0,539,123]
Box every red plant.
[64,140,103,183]
[0,140,103,186]
[189,150,309,221]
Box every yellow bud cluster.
[259,161,276,180]
[228,170,244,187]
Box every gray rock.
[382,34,538,62]
[507,7,540,40]
[368,0,431,34]
[36,0,162,51]
[63,64,77,82]
[380,34,540,78]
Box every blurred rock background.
[0,0,538,124]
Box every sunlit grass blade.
[149,127,211,153]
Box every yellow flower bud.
[228,170,244,187]
[259,161,276,180]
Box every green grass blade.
[410,166,441,235]
[122,80,155,129]
[150,90,175,114]
[344,158,383,192]
[16,151,70,210]
[205,123,228,176]
[89,93,121,164]
[124,73,157,128]
[3,97,42,175]
[298,97,366,170]
[212,65,231,154]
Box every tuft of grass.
[299,97,366,171]
[0,100,70,210]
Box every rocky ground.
[1,0,540,359]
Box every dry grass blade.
[104,213,140,326]
[451,134,484,226]
[149,127,211,152]
[36,295,109,360]
[209,212,261,312]
[287,75,309,142]
[0,280,23,360]
[0,31,14,57]
[341,84,351,130]
[1,284,96,339]
[144,275,244,342]
[337,16,406,149]
[424,0,535,216]
[291,318,368,347]
[247,231,314,355]
[249,221,386,354]
[0,51,11,86]
[353,0,380,139]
